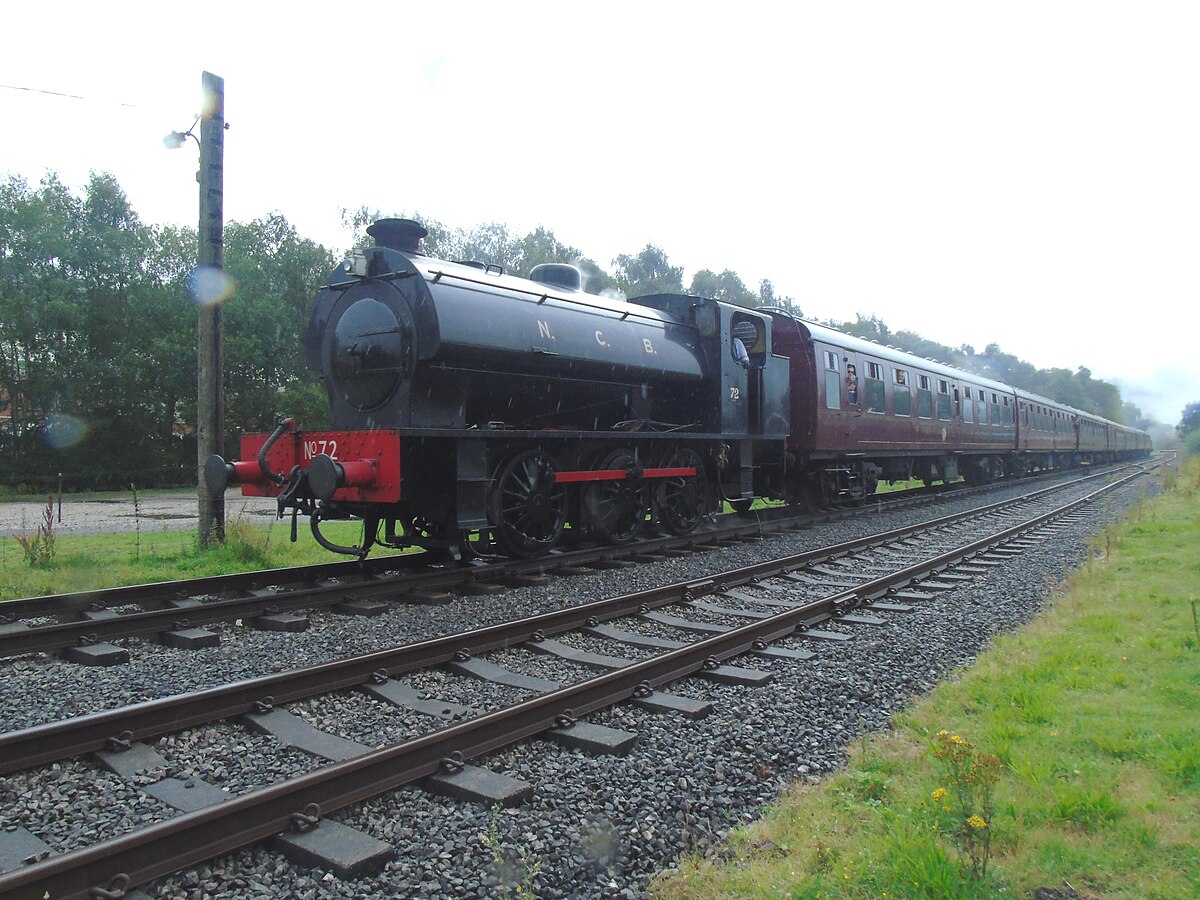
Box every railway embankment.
[656,459,1200,899]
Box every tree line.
[0,172,1166,492]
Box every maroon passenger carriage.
[765,313,1151,508]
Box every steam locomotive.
[205,218,1151,559]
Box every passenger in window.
[731,321,756,368]
[846,364,858,405]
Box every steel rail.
[0,465,1135,659]
[0,462,1113,630]
[0,466,1150,900]
[0,553,419,621]
[0,466,1146,773]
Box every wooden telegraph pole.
[197,71,225,547]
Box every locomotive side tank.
[309,219,708,434]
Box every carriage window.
[936,379,951,420]
[1003,397,1013,426]
[962,387,974,423]
[865,362,885,413]
[824,350,841,410]
[916,374,933,418]
[991,392,1001,426]
[893,368,911,416]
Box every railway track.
[0,467,1120,665]
[0,463,1155,899]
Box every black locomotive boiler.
[207,218,792,558]
[207,217,1151,559]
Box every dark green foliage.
[689,267,757,307]
[0,173,331,490]
[221,214,334,441]
[1178,401,1200,437]
[612,244,685,297]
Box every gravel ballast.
[0,470,1160,898]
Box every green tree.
[612,244,684,297]
[1178,401,1200,437]
[1122,401,1151,431]
[689,268,757,307]
[758,278,802,316]
[221,214,335,439]
[1181,402,1200,456]
[0,171,195,488]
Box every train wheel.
[655,448,708,535]
[488,449,566,558]
[583,449,649,545]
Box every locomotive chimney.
[368,218,428,254]
[530,263,583,292]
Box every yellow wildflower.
[967,815,988,829]
[931,788,948,802]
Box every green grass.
[655,459,1200,899]
[0,510,404,602]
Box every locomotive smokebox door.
[321,279,420,424]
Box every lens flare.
[43,414,88,450]
[188,265,237,307]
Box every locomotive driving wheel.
[583,449,649,545]
[488,449,567,558]
[654,447,708,535]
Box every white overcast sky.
[2,1,1196,425]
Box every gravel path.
[0,470,1160,898]
[0,489,278,537]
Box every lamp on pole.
[166,71,226,548]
